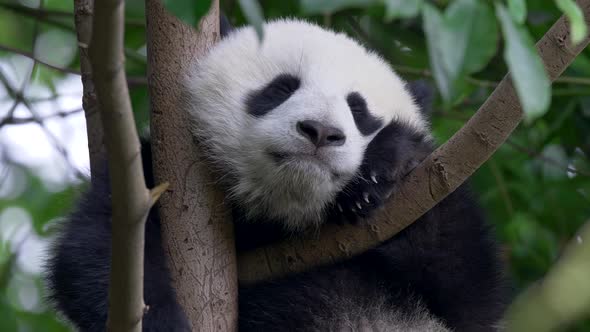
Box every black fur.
[220,14,233,38]
[346,92,383,136]
[246,74,301,117]
[328,120,429,222]
[45,144,190,332]
[239,187,507,331]
[407,79,435,116]
[46,83,508,331]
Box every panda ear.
[407,80,434,117]
[220,13,234,39]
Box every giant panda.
[46,19,508,331]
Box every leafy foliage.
[238,0,265,39]
[496,2,551,122]
[0,0,589,330]
[556,0,588,44]
[422,0,499,103]
[163,0,212,27]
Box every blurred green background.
[0,0,589,330]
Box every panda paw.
[327,119,429,225]
[330,166,397,224]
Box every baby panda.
[46,19,507,331]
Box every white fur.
[324,298,450,332]
[184,19,427,230]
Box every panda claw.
[337,204,343,212]
[356,201,362,209]
[370,172,378,184]
[363,192,370,203]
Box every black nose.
[296,120,346,148]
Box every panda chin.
[228,151,346,227]
[268,151,342,181]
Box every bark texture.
[145,1,238,330]
[73,0,105,183]
[238,0,590,284]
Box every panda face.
[185,19,427,230]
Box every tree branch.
[0,44,148,85]
[237,0,590,284]
[506,221,590,331]
[0,1,146,28]
[0,44,80,75]
[506,140,590,177]
[0,108,83,127]
[144,0,237,330]
[87,0,154,330]
[74,0,104,183]
[433,111,590,177]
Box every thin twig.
[21,99,86,179]
[0,44,79,75]
[0,2,146,27]
[0,2,73,18]
[0,108,83,127]
[0,44,148,84]
[0,68,17,97]
[506,140,590,177]
[0,2,148,65]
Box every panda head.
[185,19,428,230]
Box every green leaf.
[422,0,498,103]
[193,1,213,25]
[34,29,77,68]
[495,3,551,122]
[508,0,527,24]
[300,0,378,15]
[238,0,265,40]
[163,0,212,27]
[445,0,498,75]
[422,4,453,101]
[555,0,588,45]
[383,0,423,21]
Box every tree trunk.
[144,1,238,330]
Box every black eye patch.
[346,92,383,136]
[246,74,301,117]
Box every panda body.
[46,19,507,331]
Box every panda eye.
[246,74,301,117]
[346,92,383,136]
[346,92,367,114]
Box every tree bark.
[73,0,105,184]
[145,1,238,330]
[88,0,161,330]
[237,0,590,284]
